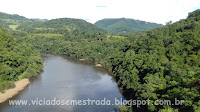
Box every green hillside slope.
[0,9,199,112]
[0,27,43,92]
[94,18,162,34]
[109,9,200,111]
[17,18,106,33]
[0,12,46,30]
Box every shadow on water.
[55,53,113,75]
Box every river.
[0,53,123,112]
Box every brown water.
[0,53,123,112]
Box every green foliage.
[0,79,15,93]
[0,27,43,92]
[158,106,178,112]
[1,9,200,112]
[94,18,163,34]
[16,18,106,34]
[14,10,200,111]
[108,9,200,111]
[118,105,132,112]
[15,31,128,60]
[0,12,46,30]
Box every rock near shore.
[95,64,103,67]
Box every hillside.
[0,27,43,92]
[0,12,46,30]
[0,9,199,112]
[16,18,106,34]
[109,9,200,111]
[15,9,200,111]
[94,18,163,34]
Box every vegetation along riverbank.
[0,9,200,111]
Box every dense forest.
[16,18,106,34]
[0,9,200,112]
[0,27,43,92]
[109,10,200,112]
[94,18,162,34]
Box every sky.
[0,0,200,24]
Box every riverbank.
[0,79,30,104]
[0,53,122,112]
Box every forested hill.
[0,12,27,20]
[16,18,106,33]
[0,12,46,30]
[94,18,163,34]
[0,27,43,92]
[109,9,200,111]
[0,9,200,112]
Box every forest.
[94,18,162,34]
[0,27,43,92]
[0,9,200,112]
[109,10,200,112]
[0,12,46,30]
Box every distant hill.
[94,18,163,34]
[0,12,46,30]
[16,18,106,33]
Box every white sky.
[0,0,200,24]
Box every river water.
[0,53,123,112]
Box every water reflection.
[0,54,122,112]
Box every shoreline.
[0,78,30,104]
